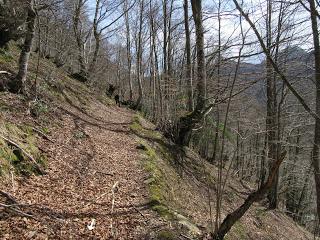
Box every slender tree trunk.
[265,0,279,209]
[308,0,320,226]
[135,0,144,110]
[295,163,312,221]
[124,0,133,101]
[183,0,193,112]
[88,0,101,75]
[89,32,100,74]
[163,0,169,119]
[10,0,36,94]
[149,0,157,120]
[149,3,162,119]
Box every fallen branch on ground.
[95,170,114,176]
[110,181,119,237]
[212,151,287,240]
[0,202,36,219]
[31,127,54,143]
[0,191,37,220]
[180,233,193,240]
[0,190,17,204]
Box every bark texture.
[10,0,36,94]
[308,0,320,226]
[176,0,206,146]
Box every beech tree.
[72,0,90,80]
[9,0,36,94]
[134,0,145,110]
[307,0,320,226]
[176,0,208,146]
[183,0,193,112]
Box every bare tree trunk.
[88,0,101,75]
[72,0,88,78]
[191,0,206,111]
[149,0,157,120]
[149,1,162,119]
[183,0,193,112]
[124,0,133,101]
[134,0,144,110]
[176,0,207,146]
[10,0,36,94]
[163,0,169,119]
[308,0,320,226]
[265,0,279,209]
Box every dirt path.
[0,100,164,239]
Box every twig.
[10,170,15,192]
[180,233,193,240]
[0,71,11,75]
[131,205,145,217]
[16,122,54,143]
[31,127,54,143]
[110,181,119,237]
[0,203,36,219]
[95,170,114,176]
[0,190,17,204]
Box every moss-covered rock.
[130,114,162,140]
[0,122,46,177]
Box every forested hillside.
[0,0,320,239]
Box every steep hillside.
[0,44,316,239]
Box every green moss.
[74,130,87,139]
[255,208,267,218]
[0,49,14,63]
[98,95,114,106]
[156,230,177,240]
[0,122,46,177]
[130,121,143,132]
[40,126,50,135]
[29,100,49,117]
[0,138,17,176]
[130,114,162,140]
[134,115,204,237]
[137,141,175,220]
[152,205,175,220]
[225,222,247,240]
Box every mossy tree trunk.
[72,0,88,80]
[175,0,206,146]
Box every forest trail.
[1,98,163,239]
